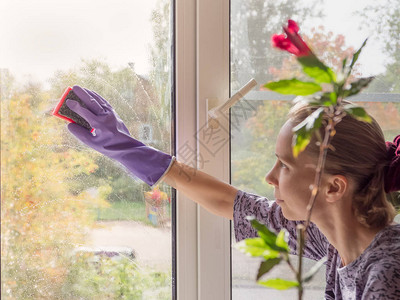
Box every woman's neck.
[313,205,382,266]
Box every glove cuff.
[150,156,176,188]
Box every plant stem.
[304,115,336,229]
[284,254,298,275]
[297,105,341,299]
[297,225,305,300]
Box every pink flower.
[271,20,312,57]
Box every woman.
[65,85,400,299]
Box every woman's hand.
[66,85,174,187]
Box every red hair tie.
[385,135,400,193]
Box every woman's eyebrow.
[275,153,294,164]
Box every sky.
[301,0,387,76]
[0,0,158,83]
[0,0,387,85]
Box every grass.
[93,201,171,226]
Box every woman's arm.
[162,160,238,220]
[63,86,238,220]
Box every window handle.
[207,78,257,128]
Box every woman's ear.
[324,175,348,203]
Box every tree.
[360,0,400,93]
[232,29,358,197]
[231,0,323,87]
[1,85,108,299]
[48,57,174,203]
[149,0,172,125]
[268,26,360,81]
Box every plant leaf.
[235,238,281,259]
[246,216,289,253]
[292,107,325,157]
[256,258,282,280]
[342,57,347,72]
[275,230,289,251]
[297,55,336,83]
[292,126,311,158]
[349,38,368,73]
[257,278,299,290]
[264,79,322,96]
[313,92,338,106]
[328,92,338,105]
[303,257,327,283]
[343,76,375,99]
[235,238,268,257]
[344,104,372,123]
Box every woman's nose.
[265,166,278,187]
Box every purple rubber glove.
[66,85,175,187]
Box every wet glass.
[230,0,400,298]
[1,0,174,299]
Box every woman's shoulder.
[375,223,400,247]
[360,224,400,267]
[360,224,400,298]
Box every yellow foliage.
[1,91,108,299]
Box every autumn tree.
[1,82,108,299]
[231,28,388,197]
[231,0,323,87]
[48,56,174,203]
[268,26,360,81]
[360,0,400,93]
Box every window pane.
[230,0,400,298]
[1,0,174,299]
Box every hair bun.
[385,135,400,193]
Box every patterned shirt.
[233,190,400,299]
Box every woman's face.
[265,120,324,221]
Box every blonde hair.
[288,100,396,229]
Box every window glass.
[230,0,400,298]
[1,0,174,299]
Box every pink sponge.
[53,86,91,130]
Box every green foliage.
[244,28,378,298]
[258,278,299,290]
[236,237,280,258]
[106,176,146,203]
[264,79,322,96]
[63,254,171,299]
[94,201,170,226]
[247,217,290,253]
[1,89,108,299]
[343,77,375,98]
[343,104,372,123]
[276,230,290,252]
[48,57,173,206]
[347,38,368,75]
[256,258,282,280]
[2,1,174,297]
[264,39,375,159]
[292,107,325,157]
[235,218,299,288]
[297,55,336,83]
[235,218,289,258]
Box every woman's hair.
[288,100,396,229]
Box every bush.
[62,254,171,299]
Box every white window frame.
[175,0,231,298]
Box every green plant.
[63,254,171,299]
[236,20,374,299]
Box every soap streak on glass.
[1,0,174,299]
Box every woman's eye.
[279,161,287,169]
